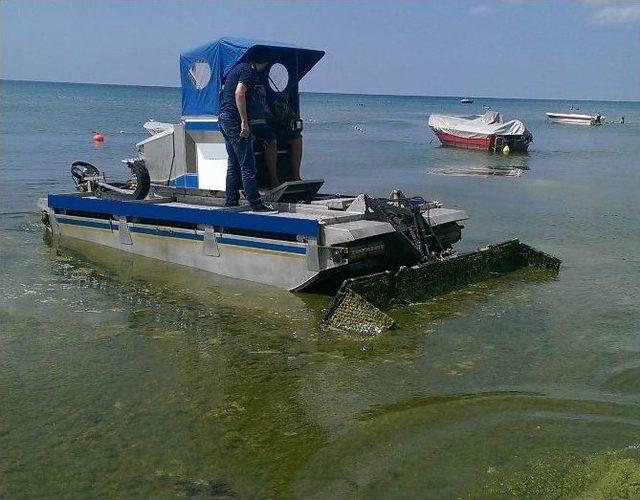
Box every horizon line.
[2,78,639,104]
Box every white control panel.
[196,143,228,191]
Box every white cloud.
[467,0,640,24]
[590,4,640,24]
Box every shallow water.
[1,80,639,498]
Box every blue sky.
[2,0,639,100]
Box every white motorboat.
[546,112,603,125]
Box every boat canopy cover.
[428,112,527,138]
[180,37,325,117]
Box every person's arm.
[235,82,250,138]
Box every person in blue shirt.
[218,48,271,211]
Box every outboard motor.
[70,160,150,200]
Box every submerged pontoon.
[41,37,560,333]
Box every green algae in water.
[4,85,640,497]
[482,449,640,499]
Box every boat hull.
[546,113,598,125]
[41,189,470,299]
[432,130,530,152]
[45,211,318,291]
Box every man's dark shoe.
[224,202,239,208]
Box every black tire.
[131,163,150,200]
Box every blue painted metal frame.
[185,121,220,131]
[57,216,307,254]
[48,194,318,237]
[168,174,199,188]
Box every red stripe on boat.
[434,131,494,150]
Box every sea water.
[1,80,639,498]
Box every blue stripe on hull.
[57,216,306,255]
[49,194,318,237]
[129,225,202,240]
[217,236,306,254]
[56,217,113,230]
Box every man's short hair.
[249,46,271,64]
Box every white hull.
[546,112,599,126]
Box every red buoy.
[92,132,104,142]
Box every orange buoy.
[92,132,104,142]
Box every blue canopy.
[180,37,325,117]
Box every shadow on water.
[46,234,322,333]
[43,233,430,354]
[46,231,561,342]
[426,147,530,177]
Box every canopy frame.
[180,37,325,117]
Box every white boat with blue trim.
[41,37,560,332]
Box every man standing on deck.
[218,48,271,211]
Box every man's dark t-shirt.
[219,62,266,126]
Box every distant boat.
[460,98,474,104]
[546,112,603,126]
[428,111,533,152]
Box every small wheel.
[131,163,150,200]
